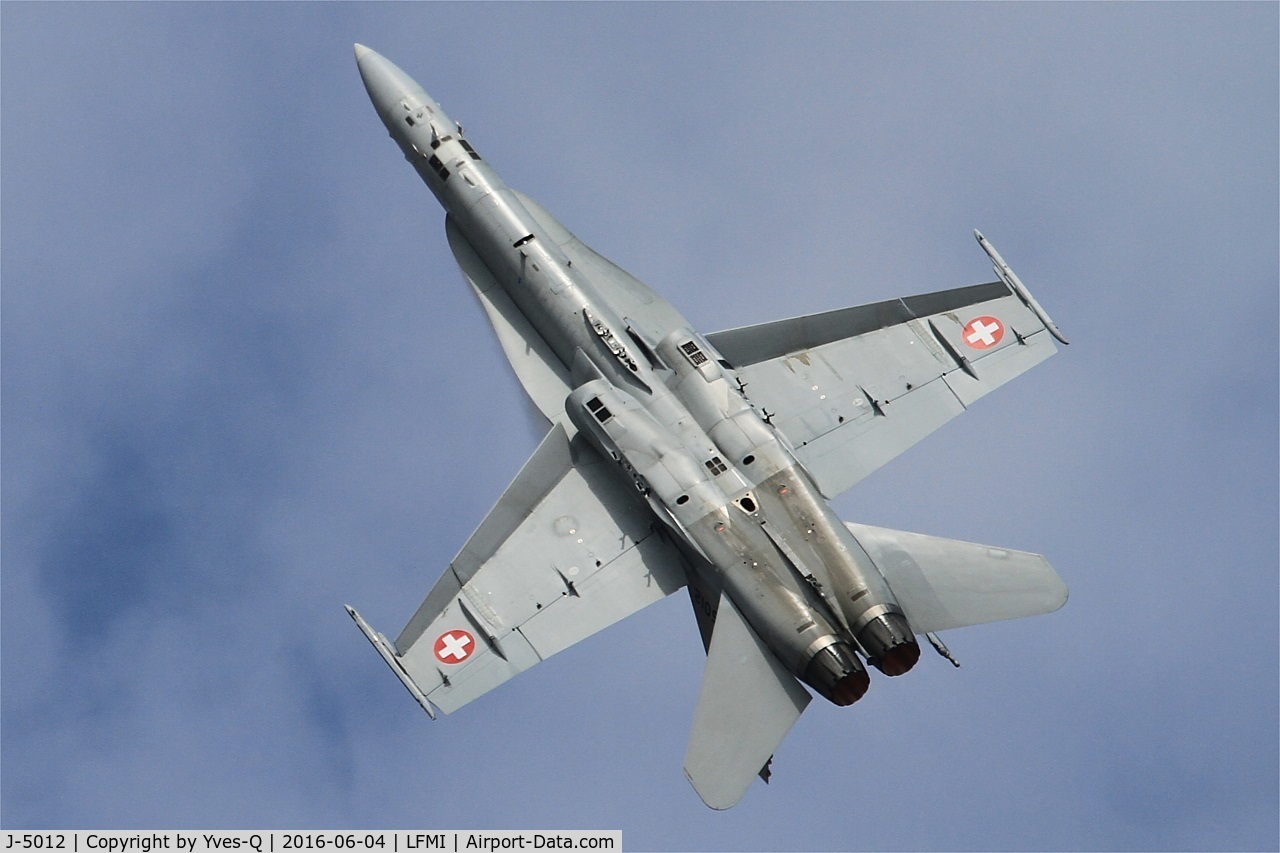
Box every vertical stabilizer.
[683,592,811,809]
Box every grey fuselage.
[357,49,920,705]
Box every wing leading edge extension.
[446,195,696,435]
[348,423,688,716]
[706,235,1064,499]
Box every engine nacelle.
[567,376,899,702]
[751,468,923,677]
[566,379,735,538]
[567,381,701,501]
[655,330,793,477]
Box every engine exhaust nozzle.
[803,641,870,706]
[858,610,921,676]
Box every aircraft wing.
[707,249,1063,499]
[349,423,688,715]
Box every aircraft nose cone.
[352,44,423,119]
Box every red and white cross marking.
[962,316,1005,350]
[433,629,475,664]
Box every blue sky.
[3,3,1276,850]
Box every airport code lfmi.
[1,835,620,853]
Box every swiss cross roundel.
[962,316,1005,350]
[433,630,475,664]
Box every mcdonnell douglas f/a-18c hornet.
[346,45,1070,809]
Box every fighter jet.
[346,45,1070,809]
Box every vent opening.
[426,153,450,181]
[586,397,613,424]
[680,340,709,367]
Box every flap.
[684,592,811,810]
[845,522,1068,634]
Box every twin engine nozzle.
[803,611,921,707]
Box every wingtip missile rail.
[345,604,437,719]
[974,230,1069,345]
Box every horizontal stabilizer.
[845,523,1068,634]
[684,592,811,810]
